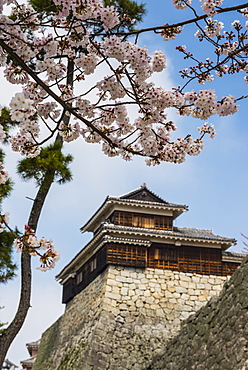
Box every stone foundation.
[33,266,229,370]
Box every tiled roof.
[222,251,246,262]
[100,223,236,244]
[222,251,246,258]
[20,356,36,365]
[26,340,39,347]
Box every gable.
[120,186,167,204]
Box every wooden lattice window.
[107,243,147,267]
[90,258,97,272]
[154,247,178,263]
[76,271,83,285]
[114,211,173,230]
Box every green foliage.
[0,231,17,283]
[29,0,57,19]
[0,152,13,201]
[104,0,146,26]
[0,107,19,144]
[0,108,17,284]
[17,141,73,186]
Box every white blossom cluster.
[171,0,192,9]
[13,225,60,271]
[171,0,223,16]
[0,212,10,233]
[199,0,223,16]
[0,163,8,184]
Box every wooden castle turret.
[57,184,241,304]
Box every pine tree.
[0,108,17,284]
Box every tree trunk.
[0,169,56,366]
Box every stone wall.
[33,265,229,370]
[148,256,248,370]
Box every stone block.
[213,285,222,291]
[128,289,135,296]
[179,281,189,288]
[153,292,163,299]
[144,290,151,297]
[132,295,138,302]
[154,269,164,275]
[174,293,180,299]
[141,278,148,284]
[105,292,121,300]
[112,286,120,294]
[185,300,194,306]
[156,309,165,317]
[181,311,191,319]
[126,300,135,306]
[103,297,112,305]
[121,287,128,296]
[157,278,166,284]
[130,272,137,279]
[116,275,128,283]
[129,283,136,290]
[189,295,198,301]
[119,303,128,310]
[127,278,133,283]
[150,304,160,310]
[121,270,132,277]
[188,282,196,289]
[215,277,226,284]
[164,291,173,298]
[107,278,121,287]
[181,293,190,300]
[136,299,143,308]
[192,276,200,283]
[198,295,207,302]
[179,274,191,282]
[149,282,159,288]
[146,296,155,304]
[175,286,187,293]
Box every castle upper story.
[56,184,243,304]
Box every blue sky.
[1,0,248,366]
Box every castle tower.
[33,186,243,370]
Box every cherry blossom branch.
[114,3,248,37]
[0,39,115,148]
